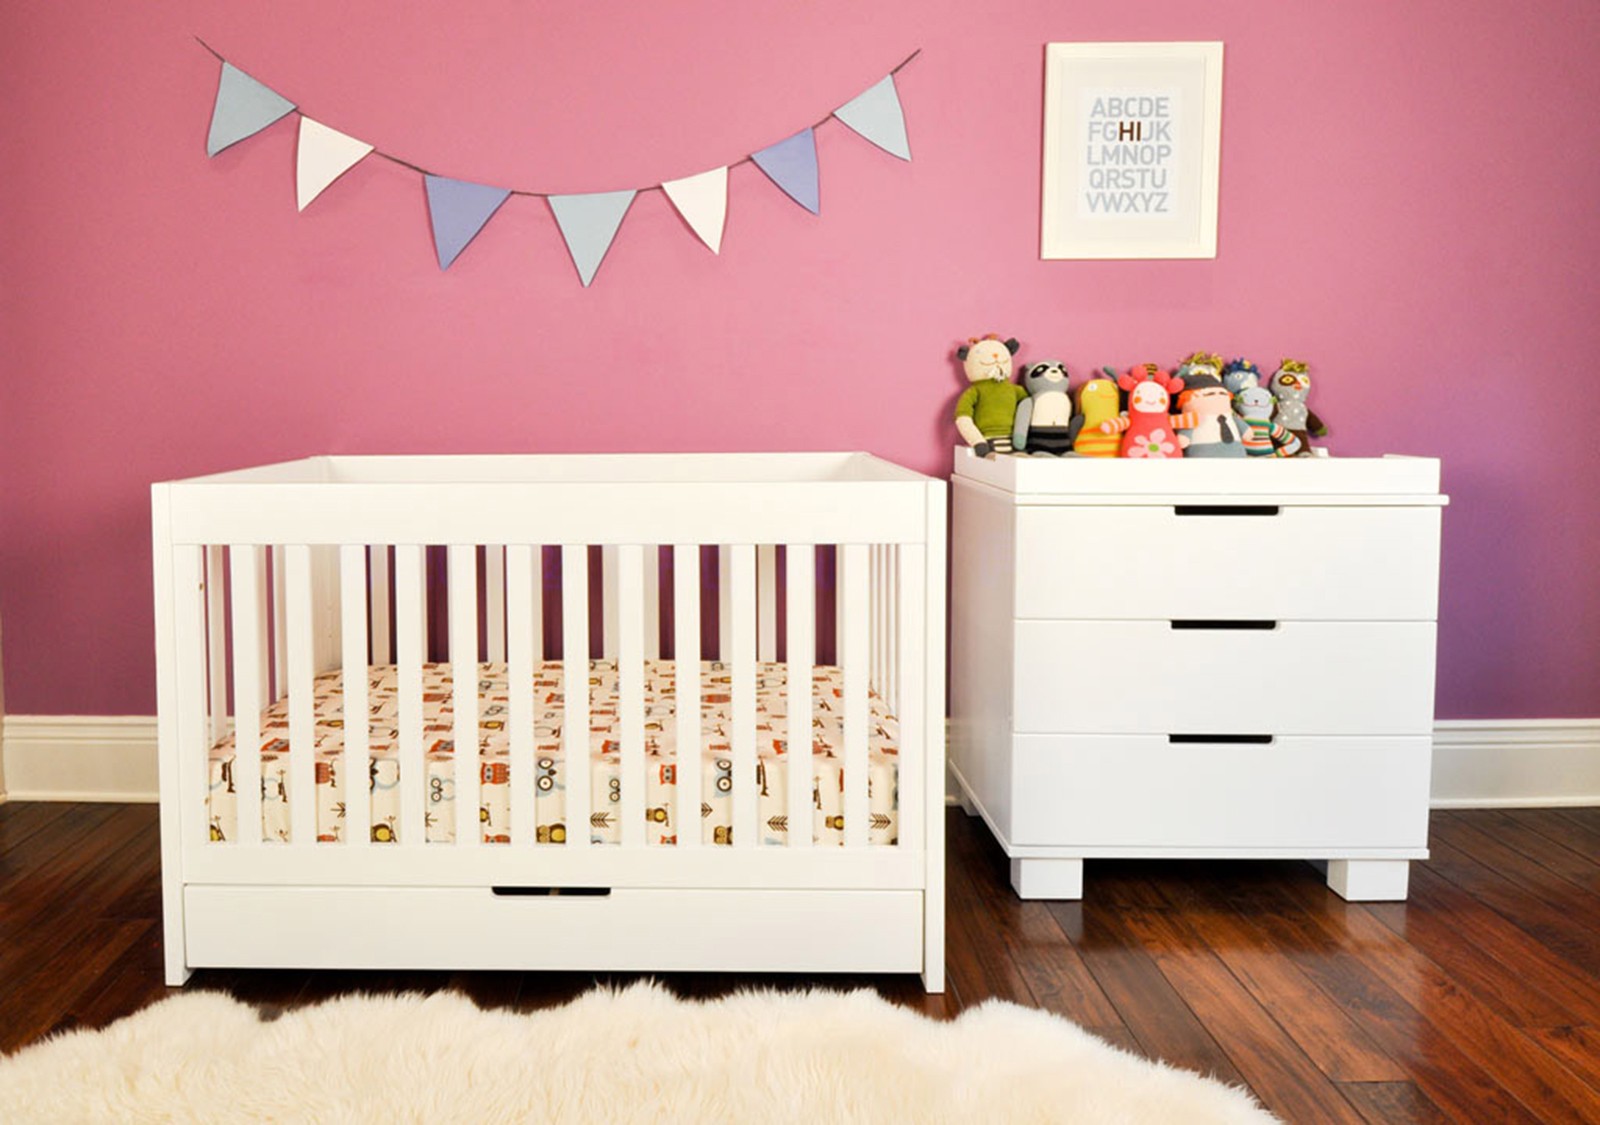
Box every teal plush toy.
[1012,360,1076,455]
[953,334,1027,457]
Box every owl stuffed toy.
[1270,359,1328,455]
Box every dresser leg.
[1326,859,1410,901]
[1010,857,1084,900]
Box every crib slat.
[506,545,536,846]
[869,546,882,704]
[205,546,229,751]
[729,544,757,849]
[395,545,426,846]
[785,545,815,849]
[601,545,619,660]
[672,544,701,849]
[369,545,392,665]
[449,545,480,849]
[529,546,546,661]
[562,544,591,849]
[485,545,506,663]
[617,545,646,848]
[839,544,869,850]
[172,546,211,851]
[228,546,266,848]
[284,545,316,845]
[642,545,661,660]
[271,545,287,702]
[895,544,925,854]
[886,545,900,715]
[340,545,370,849]
[717,545,732,661]
[757,544,777,663]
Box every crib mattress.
[207,660,899,848]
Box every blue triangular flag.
[548,190,636,286]
[425,176,512,269]
[833,75,911,160]
[206,62,296,157]
[751,129,820,214]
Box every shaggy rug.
[0,983,1275,1123]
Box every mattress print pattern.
[207,661,899,847]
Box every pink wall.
[2,1,1597,720]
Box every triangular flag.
[661,167,729,254]
[833,75,911,160]
[296,117,374,211]
[751,129,820,214]
[206,62,296,157]
[548,190,636,286]
[425,175,513,269]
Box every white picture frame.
[1041,41,1224,260]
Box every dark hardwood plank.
[1338,1080,1455,1125]
[1479,809,1600,895]
[1523,1026,1600,1097]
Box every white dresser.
[948,450,1447,901]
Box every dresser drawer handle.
[1170,619,1278,631]
[1168,734,1276,745]
[492,886,612,897]
[1173,505,1281,517]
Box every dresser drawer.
[1012,620,1437,735]
[1008,734,1431,850]
[1014,504,1442,621]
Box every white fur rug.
[0,983,1275,1123]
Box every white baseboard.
[1,716,159,802]
[2,715,1596,808]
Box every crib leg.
[1010,857,1084,900]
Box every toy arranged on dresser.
[952,334,1027,457]
[948,341,1329,458]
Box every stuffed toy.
[953,334,1027,457]
[1176,373,1247,457]
[1270,359,1327,455]
[1221,358,1262,396]
[1070,367,1121,457]
[1176,351,1224,385]
[1234,386,1303,457]
[1012,360,1076,455]
[1100,363,1190,459]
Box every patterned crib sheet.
[208,660,900,848]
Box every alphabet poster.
[1041,42,1223,260]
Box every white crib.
[152,453,947,991]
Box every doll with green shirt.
[953,335,1027,457]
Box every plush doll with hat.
[1099,363,1190,459]
[1176,351,1224,385]
[953,335,1028,457]
[1270,359,1328,455]
[1012,359,1076,455]
[1234,386,1303,457]
[1177,372,1248,457]
[1071,367,1122,457]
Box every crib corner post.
[150,483,190,988]
[922,478,948,994]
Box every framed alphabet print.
[1041,41,1223,259]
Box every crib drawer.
[184,885,925,974]
[1008,734,1431,851]
[1012,620,1437,736]
[1013,504,1442,621]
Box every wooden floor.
[3,802,1599,1122]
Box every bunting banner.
[197,39,918,285]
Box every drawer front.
[1009,734,1431,850]
[1014,504,1442,621]
[1013,620,1437,736]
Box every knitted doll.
[1070,367,1121,457]
[1100,363,1191,459]
[1270,359,1328,455]
[953,335,1027,457]
[1234,386,1302,457]
[1176,373,1247,457]
[1012,360,1076,455]
[1221,358,1262,396]
[1176,351,1224,385]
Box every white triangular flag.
[661,167,729,254]
[296,117,374,211]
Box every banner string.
[193,37,920,198]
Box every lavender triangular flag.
[548,190,636,286]
[206,62,296,157]
[751,129,820,214]
[425,176,513,269]
[833,75,911,160]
